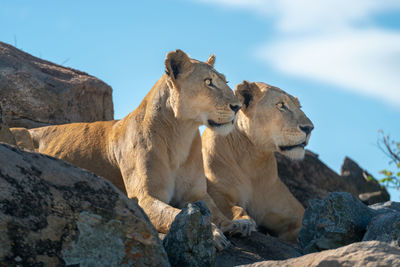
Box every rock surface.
[370,201,400,213]
[216,232,302,267]
[341,157,390,204]
[163,201,215,267]
[0,42,114,128]
[0,104,16,145]
[0,143,169,266]
[276,150,389,207]
[299,192,377,253]
[363,212,400,245]
[242,241,400,267]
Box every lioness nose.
[230,104,241,114]
[299,125,314,135]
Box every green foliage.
[378,131,400,190]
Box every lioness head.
[165,50,241,135]
[235,81,313,159]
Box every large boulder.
[216,232,302,267]
[363,212,400,246]
[0,143,169,266]
[298,192,377,253]
[241,241,400,267]
[0,42,114,129]
[163,201,215,267]
[341,157,390,204]
[276,151,389,207]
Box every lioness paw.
[212,223,230,251]
[230,219,257,237]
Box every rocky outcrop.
[242,241,400,267]
[276,150,389,207]
[0,143,169,266]
[0,104,16,145]
[363,212,400,245]
[163,201,215,267]
[341,157,390,204]
[298,192,377,253]
[0,42,114,129]
[216,232,302,266]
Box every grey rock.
[163,201,216,267]
[370,201,400,213]
[216,232,302,267]
[299,192,377,253]
[0,143,169,266]
[0,104,16,145]
[363,212,400,246]
[240,241,400,267]
[341,157,390,204]
[0,41,114,128]
[276,151,389,208]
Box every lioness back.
[30,120,126,193]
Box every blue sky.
[1,0,400,199]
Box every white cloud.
[196,0,400,33]
[195,0,400,107]
[258,29,400,106]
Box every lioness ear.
[165,50,193,85]
[206,54,215,67]
[235,81,261,110]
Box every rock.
[241,241,400,267]
[341,157,390,204]
[216,232,302,267]
[363,212,400,245]
[298,192,377,253]
[370,201,400,213]
[0,143,169,266]
[276,151,389,207]
[0,104,16,145]
[0,41,114,129]
[163,201,215,267]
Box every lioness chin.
[202,81,314,243]
[27,50,253,250]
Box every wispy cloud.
[195,0,400,107]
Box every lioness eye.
[205,78,212,86]
[277,102,286,109]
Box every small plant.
[378,130,400,189]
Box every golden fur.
[202,81,314,242]
[26,50,251,250]
[9,127,35,151]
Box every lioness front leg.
[205,192,256,237]
[259,179,304,243]
[230,205,257,236]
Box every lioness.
[27,50,252,249]
[202,81,314,242]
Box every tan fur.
[9,128,35,151]
[202,81,314,243]
[27,50,245,250]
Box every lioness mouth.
[279,141,306,151]
[208,119,234,127]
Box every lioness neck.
[228,125,277,175]
[114,75,200,168]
